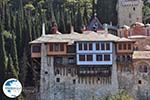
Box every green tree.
[7,54,18,78]
[0,27,7,99]
[11,31,19,78]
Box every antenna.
[42,23,45,36]
[104,24,108,34]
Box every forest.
[0,0,150,99]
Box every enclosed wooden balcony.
[47,43,67,55]
[77,65,112,77]
[116,42,134,54]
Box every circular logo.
[3,78,22,98]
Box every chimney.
[42,23,45,36]
[51,21,60,34]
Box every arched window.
[138,63,148,73]
[144,65,148,73]
[55,69,60,75]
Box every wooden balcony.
[77,66,112,77]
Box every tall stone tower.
[40,24,55,100]
[117,0,143,27]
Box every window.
[49,44,53,51]
[60,44,64,51]
[139,65,148,73]
[101,43,105,50]
[89,43,92,50]
[68,68,71,73]
[104,54,110,61]
[127,55,131,61]
[96,55,103,61]
[45,71,48,74]
[55,69,60,75]
[119,44,122,50]
[129,13,131,18]
[96,43,100,50]
[138,80,142,84]
[55,57,63,64]
[32,45,41,53]
[54,44,59,51]
[49,43,64,52]
[84,43,87,50]
[87,55,93,61]
[128,44,131,50]
[144,65,147,73]
[79,43,82,50]
[56,78,60,82]
[73,79,76,84]
[68,57,75,64]
[106,43,110,50]
[79,55,85,61]
[123,44,126,50]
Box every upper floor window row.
[78,42,111,51]
[49,43,64,52]
[79,43,92,51]
[96,42,110,50]
[118,43,132,50]
[79,54,111,62]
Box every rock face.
[39,41,119,100]
[39,56,118,100]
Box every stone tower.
[117,0,143,27]
[40,24,55,100]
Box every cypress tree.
[7,54,18,79]
[75,5,83,33]
[0,24,7,99]
[11,31,19,78]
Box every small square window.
[101,43,105,50]
[79,43,82,50]
[119,44,122,50]
[84,43,87,50]
[123,44,126,50]
[87,55,93,61]
[106,43,110,50]
[45,71,48,74]
[79,55,85,61]
[60,44,64,51]
[89,43,93,50]
[68,57,75,64]
[104,54,110,61]
[56,78,60,82]
[55,57,63,64]
[32,45,41,53]
[128,44,131,50]
[138,80,142,84]
[96,43,100,50]
[96,55,103,61]
[73,79,76,84]
[54,44,59,51]
[49,44,53,51]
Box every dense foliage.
[93,89,134,100]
